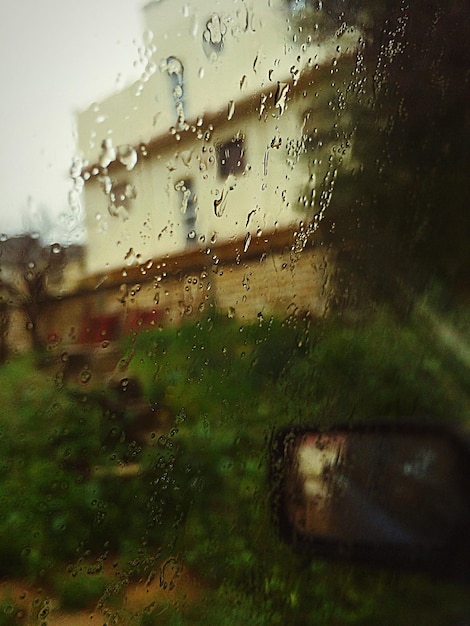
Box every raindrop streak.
[275,82,289,114]
[244,232,252,252]
[227,100,235,120]
[245,209,257,227]
[214,190,228,217]
[118,145,138,170]
[80,370,92,384]
[99,138,116,168]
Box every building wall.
[213,244,332,320]
[38,233,332,358]
[42,0,360,359]
[77,0,322,159]
[5,308,32,355]
[77,0,360,277]
[82,89,315,275]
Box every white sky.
[0,0,147,244]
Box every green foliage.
[0,354,183,579]
[126,315,302,415]
[293,0,470,302]
[55,571,112,611]
[0,600,22,626]
[1,308,470,622]
[279,309,470,427]
[122,309,470,623]
[0,356,98,576]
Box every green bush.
[55,571,112,611]
[278,309,470,427]
[123,309,470,623]
[0,354,154,578]
[1,307,470,623]
[0,600,22,626]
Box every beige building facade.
[76,0,359,276]
[24,0,361,354]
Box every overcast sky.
[0,0,147,244]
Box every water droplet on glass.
[80,370,92,384]
[275,82,289,114]
[117,145,138,170]
[69,157,83,179]
[214,190,228,217]
[99,138,116,168]
[244,232,252,252]
[204,13,225,46]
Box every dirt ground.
[0,558,203,625]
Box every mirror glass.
[284,429,469,550]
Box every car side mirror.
[271,421,470,579]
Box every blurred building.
[35,0,361,355]
[77,0,359,274]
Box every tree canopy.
[291,0,470,303]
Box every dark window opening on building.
[217,138,246,178]
[110,181,136,212]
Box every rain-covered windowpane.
[1,0,470,623]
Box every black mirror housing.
[271,421,470,580]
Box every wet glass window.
[0,0,470,624]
